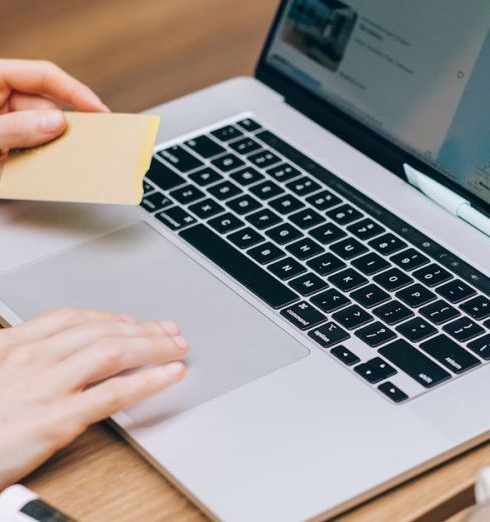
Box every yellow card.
[0,112,160,204]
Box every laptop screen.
[264,0,490,207]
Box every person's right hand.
[0,307,188,490]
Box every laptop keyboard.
[141,116,490,404]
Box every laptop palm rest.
[0,221,308,421]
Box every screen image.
[266,0,490,206]
[283,0,357,72]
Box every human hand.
[0,59,109,164]
[0,307,188,490]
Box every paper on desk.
[0,112,160,204]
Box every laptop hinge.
[404,163,490,238]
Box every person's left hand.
[0,59,109,163]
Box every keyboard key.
[311,288,350,313]
[369,233,407,255]
[246,208,281,230]
[140,192,172,213]
[188,198,224,219]
[157,145,204,173]
[180,224,298,309]
[229,137,261,155]
[484,318,490,329]
[373,300,414,325]
[330,238,368,260]
[269,194,305,214]
[306,190,342,211]
[228,227,264,249]
[333,305,373,330]
[308,322,350,348]
[286,176,321,197]
[266,223,302,245]
[289,273,328,296]
[208,181,242,201]
[307,253,346,276]
[391,248,430,271]
[329,268,367,292]
[248,242,285,265]
[230,167,264,186]
[155,206,197,231]
[184,135,225,158]
[380,339,451,388]
[281,302,325,330]
[170,184,205,205]
[443,317,484,342]
[236,118,261,132]
[467,335,490,360]
[266,163,301,183]
[374,268,413,292]
[189,167,223,186]
[354,358,396,384]
[268,257,306,280]
[378,382,409,403]
[248,150,281,169]
[289,208,325,229]
[211,125,243,142]
[420,335,480,374]
[286,238,323,261]
[437,279,476,303]
[355,322,396,347]
[396,284,436,308]
[352,252,390,276]
[211,153,245,173]
[347,218,384,241]
[330,345,360,366]
[146,158,185,190]
[208,212,244,234]
[226,194,261,215]
[249,180,284,200]
[351,284,390,308]
[413,264,452,287]
[460,295,490,320]
[309,223,346,245]
[396,317,437,342]
[420,300,460,325]
[143,181,154,195]
[327,204,363,226]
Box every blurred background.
[1,0,278,112]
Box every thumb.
[0,109,67,153]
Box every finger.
[33,319,181,361]
[0,307,131,349]
[57,333,188,390]
[8,92,59,111]
[0,109,66,151]
[0,59,109,112]
[68,362,186,424]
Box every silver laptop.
[1,1,490,520]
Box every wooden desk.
[1,1,488,519]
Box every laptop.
[1,0,490,519]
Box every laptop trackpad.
[0,222,308,421]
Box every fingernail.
[174,336,188,350]
[159,321,179,335]
[83,87,110,112]
[40,110,65,132]
[165,361,185,377]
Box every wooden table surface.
[1,1,488,520]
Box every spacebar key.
[180,224,298,309]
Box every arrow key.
[354,357,397,384]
